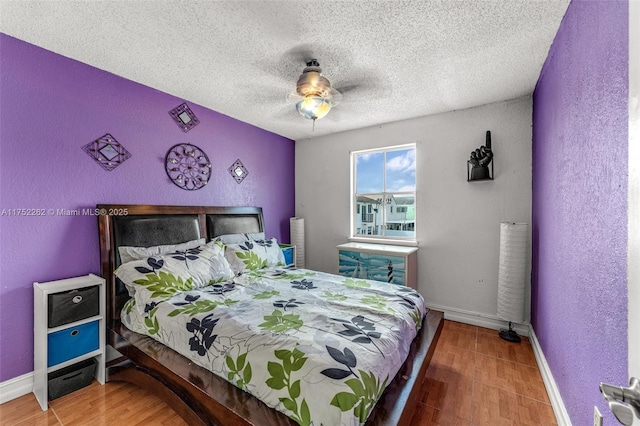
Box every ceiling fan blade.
[236,83,290,103]
[282,44,317,65]
[253,44,325,83]
[334,84,362,94]
[325,108,349,123]
[334,71,392,98]
[273,105,301,121]
[281,43,354,76]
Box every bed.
[98,204,443,426]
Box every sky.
[355,146,416,194]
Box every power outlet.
[594,406,603,426]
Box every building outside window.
[352,144,416,240]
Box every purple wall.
[0,34,295,382]
[532,1,628,425]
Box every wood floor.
[409,320,557,425]
[0,320,557,425]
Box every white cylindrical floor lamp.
[290,217,305,268]
[496,222,528,343]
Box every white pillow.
[118,238,206,264]
[114,240,234,313]
[224,238,286,274]
[214,232,266,245]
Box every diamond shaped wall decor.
[228,159,248,184]
[82,133,131,171]
[169,102,200,132]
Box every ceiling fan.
[287,59,342,124]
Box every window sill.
[347,236,418,247]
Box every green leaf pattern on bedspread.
[208,276,229,285]
[235,250,268,270]
[343,278,371,289]
[265,348,311,426]
[144,306,160,335]
[408,308,423,331]
[331,371,389,423]
[259,310,303,333]
[360,294,394,313]
[133,271,194,298]
[121,267,427,426]
[226,352,252,391]
[247,270,316,281]
[322,291,348,301]
[253,290,280,299]
[319,343,390,422]
[167,298,238,317]
[123,298,135,314]
[277,271,316,281]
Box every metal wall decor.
[467,130,494,181]
[169,103,200,132]
[82,133,131,171]
[228,159,249,184]
[165,143,212,190]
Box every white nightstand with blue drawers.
[33,274,105,410]
[337,242,418,288]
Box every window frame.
[350,143,417,244]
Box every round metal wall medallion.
[165,143,212,190]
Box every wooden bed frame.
[97,204,443,426]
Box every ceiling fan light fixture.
[291,59,341,122]
[296,95,332,120]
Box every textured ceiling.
[0,0,569,140]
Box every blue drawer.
[47,321,99,367]
[279,244,295,267]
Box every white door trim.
[629,0,640,380]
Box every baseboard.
[424,302,530,336]
[528,325,572,426]
[0,372,33,404]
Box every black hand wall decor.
[468,131,494,181]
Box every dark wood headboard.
[97,204,264,326]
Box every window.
[352,144,416,240]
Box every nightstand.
[33,274,105,410]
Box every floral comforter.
[121,268,425,426]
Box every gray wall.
[295,97,532,325]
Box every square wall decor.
[169,103,200,132]
[82,133,131,171]
[228,159,248,184]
